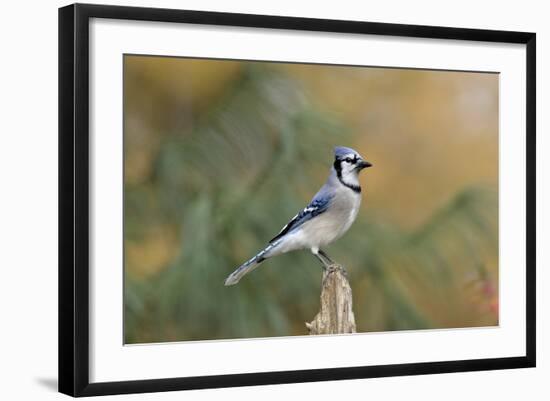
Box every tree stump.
[306,264,357,335]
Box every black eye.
[345,157,352,163]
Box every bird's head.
[333,146,372,180]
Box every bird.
[224,146,372,286]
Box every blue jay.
[224,146,372,286]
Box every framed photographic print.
[58,3,536,397]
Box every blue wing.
[269,194,333,243]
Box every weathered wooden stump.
[306,264,357,335]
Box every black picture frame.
[58,3,536,397]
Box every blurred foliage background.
[124,55,499,343]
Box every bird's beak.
[357,160,372,170]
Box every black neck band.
[334,160,361,193]
[338,176,361,193]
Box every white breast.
[334,189,361,239]
[342,192,361,233]
[293,187,361,249]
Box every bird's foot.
[324,263,347,277]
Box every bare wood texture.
[306,264,357,335]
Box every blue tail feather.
[224,239,281,286]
